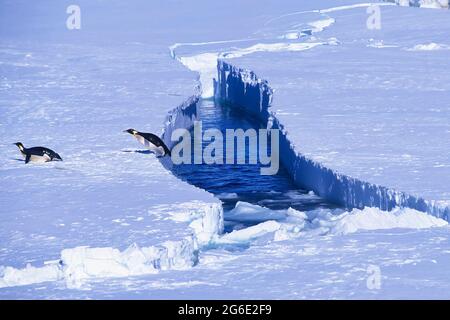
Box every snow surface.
[2,202,449,298]
[1,204,223,289]
[175,42,335,98]
[2,0,450,299]
[0,0,229,295]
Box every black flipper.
[25,154,31,164]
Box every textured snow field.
[2,0,450,299]
[1,204,449,299]
[0,42,225,288]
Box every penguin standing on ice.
[123,129,171,157]
[14,142,62,164]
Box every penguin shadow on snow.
[10,156,67,169]
[121,149,153,155]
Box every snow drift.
[0,203,223,289]
[274,205,448,241]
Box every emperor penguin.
[123,129,171,157]
[14,142,62,164]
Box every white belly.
[29,154,51,163]
[134,136,165,156]
[134,135,148,146]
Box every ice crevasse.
[215,60,450,220]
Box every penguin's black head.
[14,142,24,150]
[123,128,137,135]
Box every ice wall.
[215,60,449,220]
[161,90,200,150]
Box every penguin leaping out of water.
[123,129,171,157]
[14,142,62,164]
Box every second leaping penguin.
[123,129,171,157]
[14,142,62,164]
